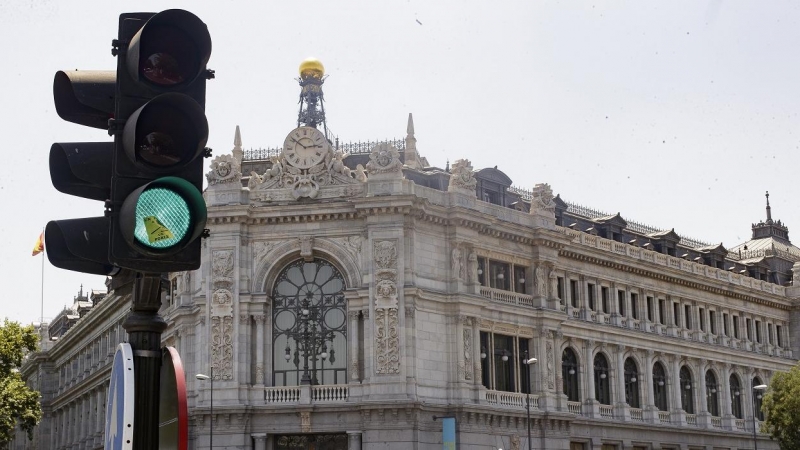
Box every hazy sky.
[2,1,798,324]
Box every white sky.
[1,1,798,325]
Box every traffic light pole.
[122,272,167,450]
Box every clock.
[282,126,330,169]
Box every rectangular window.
[709,311,716,334]
[746,318,752,341]
[588,284,596,311]
[647,296,654,322]
[659,299,666,325]
[557,277,565,300]
[617,290,625,316]
[733,316,740,339]
[755,320,762,343]
[570,279,578,308]
[698,308,705,332]
[685,305,692,330]
[631,293,639,319]
[723,313,729,336]
[489,260,511,291]
[777,325,783,347]
[768,323,773,345]
[601,287,609,313]
[479,332,530,394]
[673,303,680,327]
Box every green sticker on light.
[134,187,191,249]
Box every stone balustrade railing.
[484,390,538,409]
[480,287,534,307]
[599,405,613,418]
[567,401,582,415]
[562,228,787,297]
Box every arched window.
[680,366,694,414]
[753,377,765,421]
[624,358,640,408]
[652,362,668,411]
[730,374,743,419]
[706,370,719,417]
[562,348,580,402]
[594,353,610,405]
[272,258,347,386]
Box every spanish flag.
[32,232,44,256]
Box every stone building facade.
[14,63,800,450]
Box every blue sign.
[442,417,456,450]
[105,343,135,450]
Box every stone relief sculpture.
[535,264,548,298]
[451,246,464,280]
[248,147,363,202]
[447,159,478,193]
[463,328,473,380]
[206,154,241,186]
[374,239,400,375]
[530,182,556,214]
[365,142,403,176]
[211,249,235,381]
[549,266,558,301]
[467,250,479,284]
[546,341,555,389]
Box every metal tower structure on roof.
[296,58,330,139]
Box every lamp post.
[751,383,767,450]
[522,350,538,450]
[285,297,335,385]
[196,367,214,449]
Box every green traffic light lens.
[133,187,191,249]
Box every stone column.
[255,314,266,385]
[696,360,711,428]
[472,317,481,387]
[614,345,630,421]
[252,433,268,450]
[583,340,598,417]
[721,364,734,430]
[644,350,657,422]
[348,311,360,383]
[669,356,686,425]
[347,431,363,450]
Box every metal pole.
[122,272,167,450]
[752,387,758,450]
[526,354,532,450]
[210,366,214,450]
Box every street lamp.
[196,367,214,449]
[522,350,538,450]
[286,297,336,385]
[752,383,767,450]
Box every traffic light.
[46,9,211,276]
[109,9,211,273]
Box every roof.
[728,236,800,262]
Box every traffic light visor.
[120,176,207,255]
[122,92,208,172]
[127,9,211,89]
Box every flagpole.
[40,227,45,323]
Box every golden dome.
[299,58,325,78]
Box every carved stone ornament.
[365,142,403,176]
[546,341,555,390]
[327,235,363,264]
[299,411,311,433]
[374,240,397,269]
[463,328,473,380]
[212,250,235,289]
[248,142,364,202]
[510,434,521,450]
[451,245,465,280]
[206,154,242,186]
[300,236,314,261]
[211,316,234,380]
[447,159,478,193]
[375,307,400,375]
[255,364,264,384]
[534,263,549,298]
[467,250,479,284]
[374,239,400,375]
[530,183,556,214]
[253,241,278,265]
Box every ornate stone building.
[15,59,800,450]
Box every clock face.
[283,127,329,169]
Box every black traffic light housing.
[46,9,212,276]
[108,10,211,273]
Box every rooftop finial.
[766,190,772,223]
[234,125,242,148]
[407,113,415,136]
[232,125,243,164]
